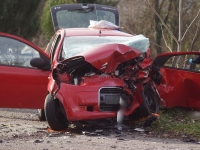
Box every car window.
[163,54,200,72]
[0,36,40,68]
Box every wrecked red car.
[41,4,160,130]
[0,3,159,130]
[44,30,160,130]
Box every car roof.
[60,28,134,37]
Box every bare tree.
[145,0,200,53]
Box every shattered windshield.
[61,35,149,59]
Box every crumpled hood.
[60,43,142,73]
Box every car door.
[0,32,50,109]
[50,3,119,31]
[152,51,200,110]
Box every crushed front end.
[49,44,158,122]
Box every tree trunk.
[177,0,183,52]
[154,0,162,55]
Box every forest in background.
[0,0,199,58]
[122,0,200,57]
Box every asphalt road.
[0,108,199,150]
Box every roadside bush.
[0,0,41,39]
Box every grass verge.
[147,107,200,139]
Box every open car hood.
[152,51,200,110]
[51,3,119,31]
[57,44,142,74]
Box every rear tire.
[44,94,69,131]
[37,109,46,121]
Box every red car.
[0,4,199,131]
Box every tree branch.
[150,41,169,52]
[158,0,165,13]
[163,0,173,24]
[145,0,179,45]
[161,26,172,52]
[181,8,200,41]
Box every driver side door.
[0,33,50,109]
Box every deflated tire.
[140,85,159,117]
[129,85,159,120]
[44,94,69,131]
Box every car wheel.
[44,94,69,131]
[140,85,159,117]
[37,109,46,121]
[129,85,159,120]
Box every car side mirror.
[30,58,46,69]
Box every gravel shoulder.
[0,108,199,150]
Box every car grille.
[99,87,123,111]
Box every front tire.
[44,94,69,131]
[140,85,159,117]
[129,85,159,120]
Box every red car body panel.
[54,73,143,121]
[157,68,200,110]
[55,79,140,121]
[0,66,49,108]
[153,51,200,110]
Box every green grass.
[148,108,200,138]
